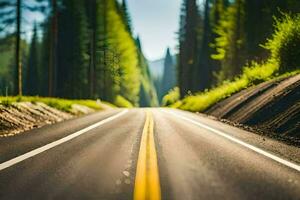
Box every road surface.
[0,108,299,200]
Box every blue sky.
[127,0,182,61]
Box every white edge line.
[162,109,300,172]
[0,109,129,171]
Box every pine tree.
[120,0,132,33]
[161,48,176,101]
[88,0,141,104]
[178,0,201,97]
[39,19,51,96]
[48,0,58,97]
[107,0,140,105]
[95,0,120,102]
[211,0,246,82]
[56,0,89,98]
[85,0,97,98]
[26,24,39,95]
[136,37,159,107]
[209,0,228,85]
[196,0,213,91]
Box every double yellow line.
[134,111,161,200]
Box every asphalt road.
[0,108,299,200]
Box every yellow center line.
[134,110,161,200]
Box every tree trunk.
[49,0,58,96]
[233,0,242,77]
[15,0,21,95]
[89,31,95,98]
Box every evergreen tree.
[136,37,159,107]
[178,0,201,97]
[95,0,110,100]
[161,48,176,101]
[56,0,89,98]
[120,0,132,33]
[196,0,213,91]
[94,0,122,102]
[39,19,50,96]
[211,0,246,82]
[85,0,97,98]
[48,0,59,97]
[107,0,140,105]
[83,0,141,104]
[26,24,39,95]
[209,0,228,85]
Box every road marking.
[134,110,161,200]
[0,110,128,171]
[162,109,300,172]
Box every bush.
[114,95,133,108]
[162,87,180,106]
[242,61,276,84]
[263,14,300,72]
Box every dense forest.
[0,0,158,107]
[1,0,299,107]
[177,0,300,98]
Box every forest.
[0,0,158,107]
[0,0,300,108]
[177,0,300,95]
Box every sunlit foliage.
[162,87,180,107]
[114,95,134,108]
[263,14,300,73]
[175,14,300,112]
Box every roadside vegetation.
[0,96,114,113]
[168,14,300,112]
[113,95,134,108]
[162,87,180,107]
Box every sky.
[127,0,182,61]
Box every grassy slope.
[173,68,300,112]
[0,96,115,113]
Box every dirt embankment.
[0,102,98,137]
[206,74,300,144]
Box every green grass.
[174,68,300,112]
[114,95,134,108]
[0,96,111,113]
